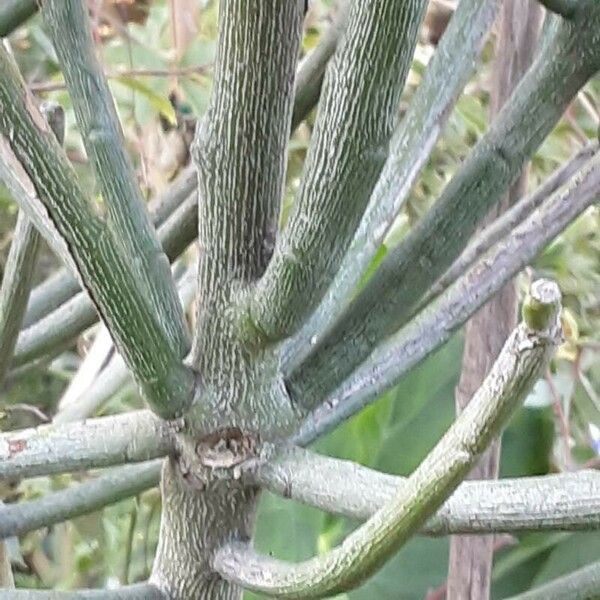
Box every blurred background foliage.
[0,0,599,597]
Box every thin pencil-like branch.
[0,0,37,37]
[0,46,195,418]
[250,446,600,536]
[215,281,562,598]
[246,0,427,343]
[0,122,78,279]
[506,559,600,599]
[53,268,197,424]
[295,149,600,443]
[24,165,197,328]
[425,140,599,305]
[289,4,600,402]
[285,0,500,369]
[17,33,333,351]
[11,196,196,372]
[0,461,161,539]
[4,584,166,599]
[0,411,172,480]
[41,0,189,360]
[291,1,350,131]
[0,212,40,383]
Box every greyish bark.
[152,3,305,599]
[151,461,259,600]
[447,3,543,599]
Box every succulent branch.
[214,281,561,598]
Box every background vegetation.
[0,1,598,597]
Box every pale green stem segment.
[296,150,600,443]
[214,281,562,598]
[0,46,195,419]
[251,446,600,536]
[0,211,40,385]
[507,558,600,599]
[284,0,500,370]
[0,410,171,480]
[4,584,165,599]
[0,461,161,540]
[246,0,428,342]
[0,100,66,385]
[41,0,189,359]
[290,4,600,403]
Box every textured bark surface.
[249,0,427,342]
[215,281,562,597]
[447,3,543,599]
[290,7,600,403]
[152,3,304,598]
[189,0,304,435]
[151,462,258,600]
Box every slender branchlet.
[289,5,600,402]
[424,141,599,307]
[0,46,196,418]
[214,281,561,598]
[285,0,500,369]
[0,213,40,385]
[41,0,190,359]
[247,0,428,343]
[0,411,171,480]
[295,151,600,442]
[250,446,600,536]
[0,461,161,540]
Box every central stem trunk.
[152,460,259,599]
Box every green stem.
[214,281,562,598]
[0,47,195,418]
[284,0,499,371]
[252,447,600,536]
[0,411,171,480]
[290,6,600,403]
[41,0,189,359]
[291,1,350,131]
[0,212,40,384]
[0,462,161,539]
[247,0,428,342]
